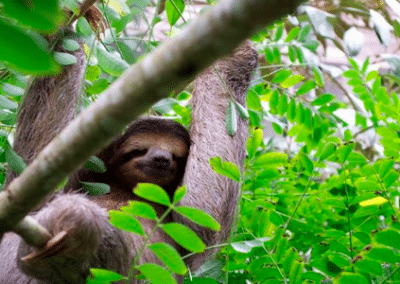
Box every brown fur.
[0,31,258,283]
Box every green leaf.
[349,58,359,72]
[234,101,249,119]
[365,70,378,82]
[54,52,77,65]
[355,181,380,192]
[305,6,335,38]
[85,65,101,82]
[269,90,280,113]
[366,247,396,263]
[109,211,145,235]
[296,80,316,96]
[226,100,237,136]
[162,223,205,253]
[281,75,304,88]
[173,185,187,204]
[335,272,368,284]
[277,94,288,116]
[134,183,171,206]
[274,24,284,41]
[289,259,303,284]
[272,122,283,135]
[370,10,391,47]
[138,263,176,284]
[312,67,324,87]
[1,0,62,32]
[337,143,354,164]
[299,154,314,174]
[285,27,300,42]
[361,57,369,74]
[88,268,126,284]
[153,98,179,114]
[272,69,292,83]
[298,25,311,42]
[273,46,281,63]
[62,39,80,51]
[275,24,284,41]
[6,147,27,175]
[344,129,352,142]
[376,229,400,250]
[209,156,241,182]
[246,89,262,110]
[97,46,129,76]
[287,98,296,122]
[354,258,383,276]
[80,182,111,196]
[1,83,24,96]
[120,201,158,220]
[86,78,109,95]
[254,152,287,168]
[343,27,365,57]
[288,45,297,62]
[149,243,187,275]
[0,20,59,74]
[165,0,185,26]
[379,159,394,178]
[0,95,18,110]
[175,206,220,231]
[83,156,107,173]
[319,142,336,161]
[311,94,335,106]
[247,128,263,159]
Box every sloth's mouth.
[139,165,174,178]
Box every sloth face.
[107,131,189,197]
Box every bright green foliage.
[87,268,126,284]
[149,243,187,275]
[134,183,171,206]
[166,0,185,26]
[162,223,205,253]
[138,263,176,284]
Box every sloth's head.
[99,117,190,195]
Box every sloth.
[73,117,191,210]
[0,27,258,283]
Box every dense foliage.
[2,0,400,283]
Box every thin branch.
[0,0,305,246]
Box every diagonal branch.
[0,0,305,246]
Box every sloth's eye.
[119,149,148,165]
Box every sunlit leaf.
[162,223,205,253]
[173,186,187,204]
[210,156,241,182]
[359,197,387,207]
[88,268,126,284]
[134,183,171,206]
[149,243,187,275]
[109,211,145,235]
[138,263,176,284]
[120,201,158,220]
[254,152,288,168]
[166,0,185,26]
[175,206,220,231]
